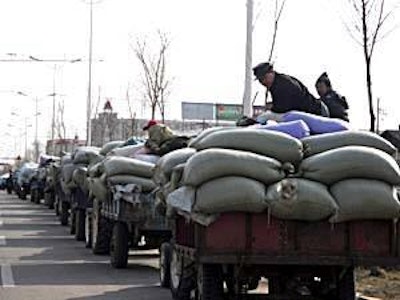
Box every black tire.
[159,242,172,288]
[337,267,356,300]
[92,200,111,255]
[30,190,36,203]
[55,196,60,216]
[45,192,55,209]
[170,247,194,300]
[6,187,12,194]
[34,190,41,204]
[20,189,27,200]
[60,201,69,226]
[110,222,129,269]
[85,212,92,248]
[197,264,223,300]
[70,210,76,235]
[75,209,86,241]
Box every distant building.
[46,138,86,157]
[90,101,232,147]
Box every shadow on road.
[11,263,160,286]
[67,285,171,300]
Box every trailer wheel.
[110,222,129,269]
[55,195,60,216]
[92,200,111,255]
[70,210,76,235]
[34,190,41,204]
[45,192,55,209]
[19,188,26,200]
[337,267,355,300]
[60,201,69,226]
[170,247,193,300]
[159,242,172,288]
[85,211,92,248]
[75,208,86,241]
[197,264,223,300]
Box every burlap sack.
[330,179,400,223]
[103,156,154,178]
[188,127,233,148]
[107,144,144,157]
[107,175,156,192]
[100,141,125,156]
[299,146,400,185]
[266,178,338,221]
[184,149,285,186]
[73,147,102,165]
[153,148,195,185]
[72,167,88,188]
[302,131,397,157]
[193,128,303,163]
[194,176,267,214]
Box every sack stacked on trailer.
[297,131,400,222]
[103,156,156,192]
[168,128,305,216]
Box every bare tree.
[133,31,172,122]
[343,0,397,132]
[126,84,137,137]
[267,0,287,62]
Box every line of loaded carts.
[30,114,400,300]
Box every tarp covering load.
[153,148,196,185]
[88,177,108,202]
[107,175,156,192]
[266,179,338,221]
[330,179,400,223]
[62,163,86,184]
[192,128,303,163]
[299,146,400,185]
[302,131,397,157]
[183,149,285,186]
[194,176,267,214]
[88,160,106,178]
[61,155,72,166]
[103,156,154,178]
[99,141,125,156]
[18,162,38,185]
[253,120,310,139]
[282,111,350,134]
[73,146,102,165]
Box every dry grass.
[356,268,400,300]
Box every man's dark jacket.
[321,90,349,121]
[269,72,322,115]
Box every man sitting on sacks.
[253,62,328,122]
[143,120,189,156]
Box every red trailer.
[160,213,400,300]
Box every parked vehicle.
[165,213,400,300]
[92,184,171,269]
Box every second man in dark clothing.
[315,72,349,121]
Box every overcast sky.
[0,0,399,157]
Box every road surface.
[0,191,171,300]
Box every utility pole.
[35,97,39,162]
[242,0,253,117]
[87,0,94,146]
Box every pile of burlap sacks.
[158,127,400,225]
[86,141,159,203]
[60,146,103,198]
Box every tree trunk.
[366,60,376,132]
[151,104,156,120]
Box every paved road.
[0,191,171,300]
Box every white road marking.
[0,236,6,246]
[0,220,3,226]
[1,264,15,287]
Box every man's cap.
[253,62,274,80]
[315,72,331,88]
[143,120,158,130]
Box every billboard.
[181,102,215,120]
[215,104,243,121]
